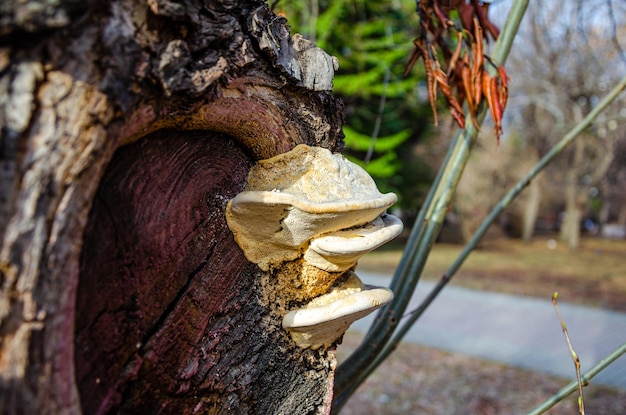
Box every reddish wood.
[75,130,249,412]
[75,130,334,414]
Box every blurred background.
[272,0,626,249]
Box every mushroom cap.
[244,144,390,204]
[282,272,393,350]
[226,145,398,270]
[304,214,403,272]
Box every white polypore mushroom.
[304,214,403,272]
[225,144,402,271]
[282,271,393,350]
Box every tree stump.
[0,1,345,413]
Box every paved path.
[348,271,626,390]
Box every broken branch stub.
[226,144,403,349]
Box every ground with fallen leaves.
[337,333,626,415]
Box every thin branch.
[606,0,626,68]
[366,25,395,164]
[527,342,626,415]
[552,292,585,415]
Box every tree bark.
[0,1,345,413]
[521,177,541,243]
[521,146,541,244]
[560,139,585,249]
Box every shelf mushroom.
[282,271,393,350]
[226,144,402,348]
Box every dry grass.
[357,236,626,312]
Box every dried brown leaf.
[407,1,506,136]
[447,31,464,77]
[434,66,465,128]
[497,65,510,111]
[461,54,479,129]
[490,75,504,141]
[404,40,424,77]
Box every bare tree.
[504,0,626,248]
[0,0,346,413]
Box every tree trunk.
[0,1,345,414]
[520,144,541,244]
[521,176,541,243]
[560,139,585,249]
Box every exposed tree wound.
[76,130,335,414]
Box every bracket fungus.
[282,272,393,350]
[226,144,403,348]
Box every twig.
[552,292,585,415]
[527,342,626,415]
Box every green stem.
[526,342,626,415]
[331,1,529,411]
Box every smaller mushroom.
[282,272,393,350]
[304,213,403,272]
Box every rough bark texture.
[0,0,345,413]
